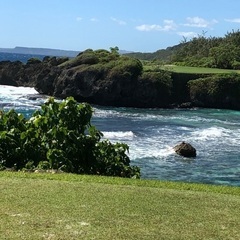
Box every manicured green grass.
[1,172,240,240]
[162,65,240,74]
[144,64,240,74]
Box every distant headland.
[0,46,80,58]
[0,46,133,58]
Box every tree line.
[172,30,240,69]
[126,29,240,70]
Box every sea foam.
[191,127,227,140]
[102,131,135,140]
[0,85,45,110]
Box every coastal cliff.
[1,49,240,110]
[0,49,172,108]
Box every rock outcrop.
[1,49,240,110]
[173,142,196,158]
[0,50,173,108]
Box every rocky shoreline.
[1,49,240,110]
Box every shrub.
[107,57,143,80]
[0,97,140,178]
[232,60,240,70]
[27,58,42,64]
[60,50,99,68]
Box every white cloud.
[76,17,83,22]
[177,31,198,38]
[136,19,176,32]
[163,20,177,30]
[111,17,126,25]
[90,18,99,22]
[136,24,162,31]
[225,18,240,23]
[183,17,217,28]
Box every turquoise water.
[1,85,240,186]
[93,106,240,186]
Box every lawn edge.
[1,171,239,196]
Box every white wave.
[93,108,119,117]
[0,85,38,98]
[103,131,135,140]
[153,146,176,158]
[93,108,233,128]
[191,127,228,141]
[128,142,176,160]
[0,85,47,110]
[177,126,192,131]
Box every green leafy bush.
[0,97,140,178]
[27,58,42,65]
[107,57,143,80]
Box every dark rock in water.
[173,141,196,158]
[27,94,49,101]
[178,102,193,108]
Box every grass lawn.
[162,65,240,74]
[144,64,240,74]
[1,172,240,240]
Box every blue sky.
[0,0,240,52]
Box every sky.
[0,0,240,53]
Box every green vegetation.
[141,62,240,108]
[160,65,240,74]
[126,29,240,70]
[59,48,143,80]
[172,30,240,69]
[26,57,42,64]
[125,48,174,61]
[0,97,140,178]
[143,63,240,74]
[0,172,240,240]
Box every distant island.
[0,46,80,58]
[0,46,133,58]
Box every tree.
[210,43,240,69]
[110,46,120,55]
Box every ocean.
[0,85,240,186]
[0,52,45,63]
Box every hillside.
[126,29,240,70]
[125,44,183,61]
